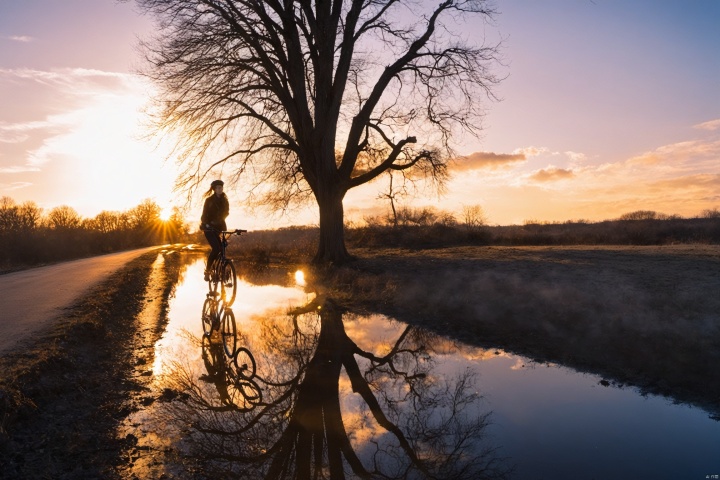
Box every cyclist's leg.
[204,230,222,278]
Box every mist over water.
[120,258,720,479]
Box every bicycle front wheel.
[220,260,237,306]
[201,297,217,337]
[208,259,221,298]
[220,308,237,357]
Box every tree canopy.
[137,0,501,262]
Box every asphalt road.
[0,247,158,356]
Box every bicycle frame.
[206,228,246,306]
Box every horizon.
[1,0,719,230]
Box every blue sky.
[1,0,719,226]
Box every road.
[0,247,159,356]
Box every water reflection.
[164,292,510,479]
[125,258,720,479]
[199,336,262,411]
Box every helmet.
[211,179,224,187]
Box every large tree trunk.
[313,190,353,265]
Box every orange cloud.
[529,167,574,182]
[453,151,526,171]
[648,173,720,191]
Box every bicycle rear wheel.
[220,260,237,306]
[233,347,257,380]
[220,308,237,357]
[225,373,263,409]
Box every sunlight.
[24,74,181,218]
[159,206,173,221]
[294,269,306,287]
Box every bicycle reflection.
[200,294,262,411]
[174,295,511,479]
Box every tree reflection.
[165,297,511,479]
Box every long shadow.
[166,296,512,479]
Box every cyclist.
[200,179,229,281]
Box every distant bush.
[701,208,720,219]
[618,210,660,221]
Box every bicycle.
[202,294,238,358]
[200,293,262,408]
[205,228,246,307]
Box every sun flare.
[159,206,173,221]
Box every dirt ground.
[0,248,187,479]
[1,244,718,478]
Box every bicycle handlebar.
[203,226,248,235]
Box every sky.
[1,0,719,228]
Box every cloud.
[564,151,587,163]
[513,146,553,157]
[626,139,720,169]
[0,182,32,191]
[453,151,526,171]
[648,173,720,191]
[529,167,575,182]
[693,119,720,131]
[0,119,59,144]
[7,35,34,43]
[0,165,41,173]
[0,68,140,99]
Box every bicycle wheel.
[220,260,237,306]
[201,297,216,337]
[238,378,263,405]
[225,374,263,409]
[208,259,221,297]
[233,347,257,380]
[220,308,237,357]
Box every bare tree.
[136,0,501,263]
[45,205,82,230]
[461,204,486,228]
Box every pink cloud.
[453,151,526,171]
[7,35,34,43]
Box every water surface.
[121,258,720,479]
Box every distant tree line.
[0,197,188,269]
[221,206,720,264]
[350,206,720,248]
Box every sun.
[159,206,173,221]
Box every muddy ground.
[0,244,718,478]
[0,248,187,479]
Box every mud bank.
[0,246,191,479]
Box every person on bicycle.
[200,179,229,281]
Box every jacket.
[201,194,229,231]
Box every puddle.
[120,258,720,479]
